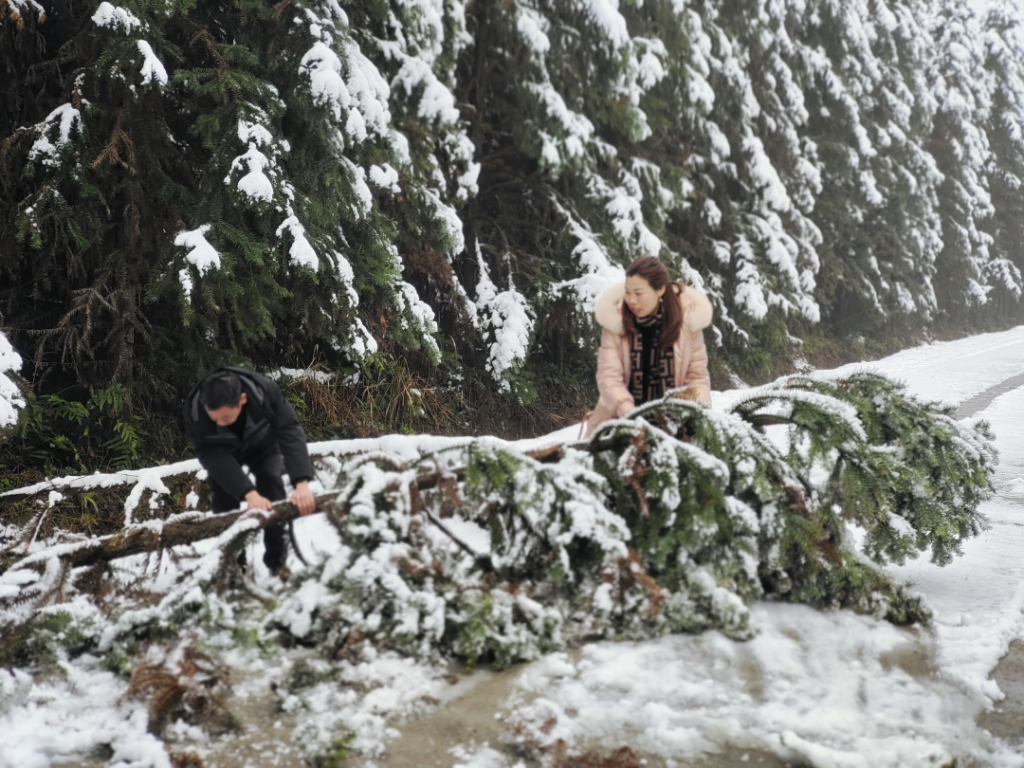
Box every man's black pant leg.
[250,452,287,571]
[210,479,241,515]
[209,451,287,571]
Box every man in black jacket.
[183,367,316,575]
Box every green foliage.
[0,611,90,675]
[3,384,148,474]
[2,385,148,475]
[0,372,995,765]
[320,733,356,768]
[4,0,1024,478]
[0,0,478,466]
[230,626,261,649]
[602,372,988,624]
[456,593,496,670]
[284,658,340,694]
[726,313,795,384]
[100,642,138,678]
[732,373,995,567]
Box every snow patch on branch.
[474,250,535,393]
[299,38,390,144]
[342,39,391,141]
[231,145,275,203]
[517,5,551,57]
[175,225,220,301]
[733,237,769,321]
[586,0,630,50]
[526,83,595,160]
[392,56,461,125]
[123,469,173,526]
[549,199,625,314]
[0,333,25,429]
[136,40,168,86]
[420,186,465,255]
[743,134,791,213]
[346,318,378,358]
[91,2,142,33]
[224,117,290,206]
[277,216,320,271]
[301,42,349,120]
[369,163,401,193]
[175,226,219,273]
[7,0,45,20]
[342,158,373,217]
[393,279,440,361]
[27,104,82,167]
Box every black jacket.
[183,367,312,501]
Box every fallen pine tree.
[0,372,996,673]
[0,371,997,766]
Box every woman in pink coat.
[582,256,712,438]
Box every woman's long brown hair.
[620,256,686,349]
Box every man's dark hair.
[201,372,243,410]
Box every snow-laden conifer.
[1,0,475,403]
[978,0,1024,313]
[929,0,998,313]
[5,0,1024,473]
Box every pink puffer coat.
[582,282,712,438]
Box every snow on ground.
[826,325,1024,407]
[5,328,1024,767]
[0,662,169,768]
[887,383,1024,701]
[496,611,986,767]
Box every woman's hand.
[668,387,701,402]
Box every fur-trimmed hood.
[594,282,713,336]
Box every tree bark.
[10,501,317,571]
[3,444,569,572]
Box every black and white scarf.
[628,311,675,405]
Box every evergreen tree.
[789,0,942,338]
[928,0,997,317]
[0,0,472,415]
[978,0,1024,319]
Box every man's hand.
[244,489,273,511]
[291,481,316,516]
